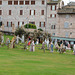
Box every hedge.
[24,24,37,29]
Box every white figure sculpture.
[30,41,35,52]
[22,35,24,43]
[46,38,49,49]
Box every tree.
[15,28,25,37]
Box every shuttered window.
[20,10,23,15]
[41,10,44,15]
[7,22,8,27]
[42,0,44,4]
[29,22,35,24]
[30,10,35,15]
[0,10,2,15]
[31,1,35,5]
[51,25,56,29]
[11,22,12,27]
[19,1,24,5]
[22,22,24,25]
[0,1,2,5]
[8,1,12,5]
[9,10,11,15]
[14,1,18,5]
[39,22,45,27]
[25,1,29,5]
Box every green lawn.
[0,35,75,75]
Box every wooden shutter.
[31,1,35,5]
[0,10,2,15]
[42,1,44,4]
[20,10,23,15]
[7,22,8,27]
[55,14,56,18]
[54,25,55,29]
[14,1,18,5]
[30,10,31,15]
[44,22,45,27]
[20,1,24,5]
[55,5,56,10]
[22,22,24,24]
[51,5,52,10]
[9,10,11,15]
[11,22,12,27]
[42,10,44,15]
[18,22,19,27]
[8,1,12,5]
[50,14,52,18]
[34,10,35,15]
[39,22,41,27]
[25,1,29,5]
[0,1,2,5]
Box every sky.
[62,0,75,5]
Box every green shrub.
[24,24,37,29]
[38,28,43,31]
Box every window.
[51,5,56,10]
[22,22,24,25]
[0,10,2,15]
[14,1,18,5]
[25,1,29,5]
[30,10,35,15]
[65,32,69,37]
[64,22,69,28]
[41,10,44,15]
[66,15,70,19]
[29,22,35,24]
[0,1,2,5]
[9,10,11,15]
[18,22,19,27]
[7,22,12,27]
[19,1,24,5]
[51,25,56,29]
[50,14,56,18]
[42,0,44,5]
[8,1,12,5]
[20,10,23,15]
[31,1,35,5]
[39,22,45,27]
[52,33,55,36]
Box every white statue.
[30,41,35,52]
[21,35,24,43]
[46,38,49,49]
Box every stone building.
[52,2,75,43]
[0,0,63,33]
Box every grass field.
[0,35,75,75]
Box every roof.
[57,2,75,14]
[47,0,61,5]
[57,8,75,14]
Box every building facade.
[52,2,75,43]
[0,0,63,33]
